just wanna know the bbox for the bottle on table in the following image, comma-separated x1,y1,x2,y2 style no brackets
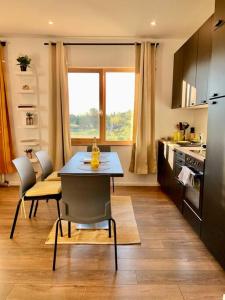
91,137,100,169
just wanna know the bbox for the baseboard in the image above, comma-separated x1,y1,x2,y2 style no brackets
115,181,159,187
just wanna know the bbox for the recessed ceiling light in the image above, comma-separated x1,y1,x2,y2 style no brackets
48,20,54,25
150,20,156,26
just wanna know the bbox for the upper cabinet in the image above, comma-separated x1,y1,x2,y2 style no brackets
171,16,213,109
182,32,198,107
172,47,184,108
196,16,213,105
208,0,225,99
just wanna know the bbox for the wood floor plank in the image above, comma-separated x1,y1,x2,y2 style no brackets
0,186,224,300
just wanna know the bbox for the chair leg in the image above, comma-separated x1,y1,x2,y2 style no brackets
68,221,71,238
29,200,35,219
111,218,118,271
10,199,22,239
56,200,63,237
46,199,49,203
53,218,60,271
33,200,39,217
108,219,111,238
112,177,115,193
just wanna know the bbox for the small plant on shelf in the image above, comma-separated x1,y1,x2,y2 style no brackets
16,55,31,71
26,112,34,126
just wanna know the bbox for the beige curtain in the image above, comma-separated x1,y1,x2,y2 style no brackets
129,42,157,174
0,44,14,174
49,42,72,170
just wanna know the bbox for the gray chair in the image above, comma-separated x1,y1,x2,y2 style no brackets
35,150,60,181
53,175,118,271
32,150,60,217
10,156,62,239
87,145,115,192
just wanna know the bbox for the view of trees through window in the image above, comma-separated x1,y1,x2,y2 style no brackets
68,69,135,143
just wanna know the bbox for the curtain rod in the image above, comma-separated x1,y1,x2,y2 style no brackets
0,41,6,46
44,42,159,46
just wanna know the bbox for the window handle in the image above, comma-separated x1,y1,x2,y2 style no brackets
99,110,103,116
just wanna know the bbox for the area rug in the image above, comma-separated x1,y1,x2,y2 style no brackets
45,196,141,245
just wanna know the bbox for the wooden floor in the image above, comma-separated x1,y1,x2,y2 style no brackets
0,186,225,299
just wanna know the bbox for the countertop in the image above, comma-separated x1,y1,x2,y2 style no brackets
160,140,205,162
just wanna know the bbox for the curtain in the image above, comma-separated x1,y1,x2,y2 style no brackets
0,44,14,175
129,42,157,175
49,42,72,170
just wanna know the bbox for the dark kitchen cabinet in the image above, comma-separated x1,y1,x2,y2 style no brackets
208,21,225,99
196,16,213,105
157,141,183,212
202,98,225,269
171,16,213,108
182,32,198,107
214,0,225,26
172,47,184,108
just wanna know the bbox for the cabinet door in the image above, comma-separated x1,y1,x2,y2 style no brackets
182,33,198,107
214,0,225,27
171,47,184,109
208,24,225,99
196,16,213,105
202,98,225,269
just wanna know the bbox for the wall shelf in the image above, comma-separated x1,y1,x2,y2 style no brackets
18,90,34,94
19,125,38,129
16,71,33,76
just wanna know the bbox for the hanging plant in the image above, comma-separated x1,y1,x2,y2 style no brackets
17,55,31,71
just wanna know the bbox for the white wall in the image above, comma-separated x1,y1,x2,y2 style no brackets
3,37,203,186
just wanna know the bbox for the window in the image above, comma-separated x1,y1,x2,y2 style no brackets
68,68,135,145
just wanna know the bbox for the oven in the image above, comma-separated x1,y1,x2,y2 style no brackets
174,150,205,235
182,154,205,235
184,154,204,218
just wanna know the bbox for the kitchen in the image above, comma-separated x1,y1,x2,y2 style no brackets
158,0,225,270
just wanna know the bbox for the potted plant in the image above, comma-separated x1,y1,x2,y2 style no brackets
17,55,31,71
26,112,34,125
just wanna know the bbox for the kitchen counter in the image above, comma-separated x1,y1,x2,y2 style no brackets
160,140,205,162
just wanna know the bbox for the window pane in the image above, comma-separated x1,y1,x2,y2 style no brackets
68,72,100,139
105,72,135,141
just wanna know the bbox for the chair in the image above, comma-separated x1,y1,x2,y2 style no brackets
10,156,62,239
35,150,60,181
87,145,115,192
53,175,117,271
32,150,60,217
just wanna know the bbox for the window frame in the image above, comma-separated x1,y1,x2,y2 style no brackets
68,67,135,146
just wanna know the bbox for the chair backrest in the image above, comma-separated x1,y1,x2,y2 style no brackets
61,175,111,224
35,150,53,180
12,156,36,198
87,145,111,152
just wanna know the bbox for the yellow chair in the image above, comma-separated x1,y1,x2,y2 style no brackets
10,156,62,239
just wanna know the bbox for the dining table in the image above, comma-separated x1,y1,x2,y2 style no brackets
58,151,124,230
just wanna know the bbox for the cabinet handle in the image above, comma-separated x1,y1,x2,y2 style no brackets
214,19,225,30
212,93,218,97
201,100,207,103
211,101,217,105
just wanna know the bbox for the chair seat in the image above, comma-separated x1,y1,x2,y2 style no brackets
45,171,61,181
25,181,61,197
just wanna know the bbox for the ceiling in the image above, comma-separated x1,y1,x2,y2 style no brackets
0,0,215,38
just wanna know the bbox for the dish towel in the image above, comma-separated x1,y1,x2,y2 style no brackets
178,166,195,186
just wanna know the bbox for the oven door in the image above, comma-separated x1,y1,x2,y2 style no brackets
184,169,203,216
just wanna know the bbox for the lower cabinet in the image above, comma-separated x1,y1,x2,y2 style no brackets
157,141,184,212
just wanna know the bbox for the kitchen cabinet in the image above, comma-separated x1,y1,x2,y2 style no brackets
202,98,225,269
182,32,198,107
196,16,213,105
214,0,225,27
172,47,184,108
171,16,213,108
157,141,183,211
208,22,225,98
